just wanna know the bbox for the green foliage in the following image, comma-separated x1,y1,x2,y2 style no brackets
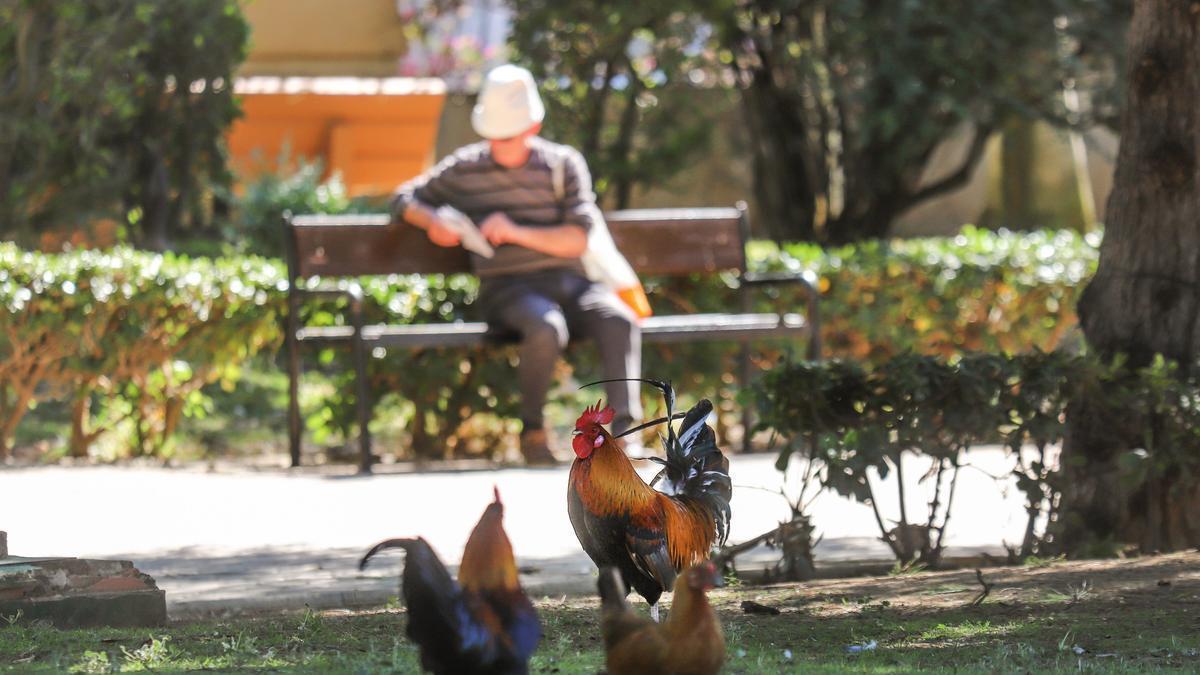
754,349,1200,564
224,158,352,257
723,0,1127,240
508,1,726,208
501,0,1127,240
0,244,284,458
299,273,524,459
2,226,1094,461
0,0,248,247
292,225,1096,461
188,155,388,258
692,226,1097,362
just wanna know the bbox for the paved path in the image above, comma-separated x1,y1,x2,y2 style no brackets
1,448,1039,618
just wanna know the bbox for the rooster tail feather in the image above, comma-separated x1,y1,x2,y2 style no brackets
359,538,421,570
582,377,677,437
660,397,732,547
360,537,463,622
613,412,686,439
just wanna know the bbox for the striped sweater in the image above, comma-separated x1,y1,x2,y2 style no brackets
390,137,599,277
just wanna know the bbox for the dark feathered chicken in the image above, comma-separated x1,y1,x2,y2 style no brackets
568,378,732,621
359,488,541,674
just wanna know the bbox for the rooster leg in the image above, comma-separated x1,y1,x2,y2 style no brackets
650,603,660,623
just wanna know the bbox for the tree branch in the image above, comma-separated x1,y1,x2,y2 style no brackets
969,568,993,606
866,474,904,560
898,124,994,213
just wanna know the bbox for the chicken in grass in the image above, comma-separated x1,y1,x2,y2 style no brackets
568,378,732,621
598,561,727,675
359,488,541,675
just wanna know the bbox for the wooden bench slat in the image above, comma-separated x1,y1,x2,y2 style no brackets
642,313,807,343
296,313,808,349
288,207,749,278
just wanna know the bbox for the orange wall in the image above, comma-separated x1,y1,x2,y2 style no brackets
229,77,446,197
231,1,444,196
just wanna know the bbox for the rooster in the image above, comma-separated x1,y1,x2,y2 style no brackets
599,561,726,675
568,378,732,621
359,488,541,675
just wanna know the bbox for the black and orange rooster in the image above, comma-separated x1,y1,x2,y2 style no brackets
599,561,726,675
359,488,541,675
568,378,732,621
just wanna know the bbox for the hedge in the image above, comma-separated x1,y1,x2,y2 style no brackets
0,244,283,458
0,226,1098,460
752,351,1200,566
757,226,1099,360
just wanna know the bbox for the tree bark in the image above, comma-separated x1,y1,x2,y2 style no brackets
740,70,817,241
1056,0,1200,554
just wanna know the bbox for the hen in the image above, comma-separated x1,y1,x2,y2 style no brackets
599,561,726,675
359,488,541,674
568,378,732,621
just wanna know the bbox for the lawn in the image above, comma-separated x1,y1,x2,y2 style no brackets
2,552,1198,673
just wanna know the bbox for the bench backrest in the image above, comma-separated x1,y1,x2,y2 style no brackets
285,206,749,280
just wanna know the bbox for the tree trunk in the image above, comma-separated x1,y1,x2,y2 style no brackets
740,70,817,241
1056,0,1200,555
1001,116,1040,230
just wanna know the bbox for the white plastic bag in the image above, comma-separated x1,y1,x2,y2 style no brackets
550,151,652,318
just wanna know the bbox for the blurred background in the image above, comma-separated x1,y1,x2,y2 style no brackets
0,1,1126,469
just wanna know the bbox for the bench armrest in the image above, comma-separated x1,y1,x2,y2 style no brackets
737,271,821,360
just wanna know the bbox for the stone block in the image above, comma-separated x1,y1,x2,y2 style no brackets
0,553,166,628
0,590,167,629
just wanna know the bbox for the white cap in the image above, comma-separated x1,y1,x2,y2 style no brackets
471,65,545,140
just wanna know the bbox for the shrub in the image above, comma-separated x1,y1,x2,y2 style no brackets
2,226,1097,461
217,156,389,258
758,226,1100,361
753,350,1200,564
0,244,284,458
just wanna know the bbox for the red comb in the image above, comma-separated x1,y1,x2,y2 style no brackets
575,399,615,430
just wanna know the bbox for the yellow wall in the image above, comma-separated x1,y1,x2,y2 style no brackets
239,0,409,77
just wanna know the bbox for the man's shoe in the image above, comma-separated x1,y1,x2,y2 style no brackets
519,429,562,466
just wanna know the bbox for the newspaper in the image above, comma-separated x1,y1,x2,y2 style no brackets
435,205,495,258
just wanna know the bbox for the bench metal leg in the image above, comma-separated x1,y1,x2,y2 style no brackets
739,286,754,454
286,298,302,468
350,297,373,474
740,343,753,453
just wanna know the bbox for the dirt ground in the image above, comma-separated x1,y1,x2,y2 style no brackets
737,550,1200,615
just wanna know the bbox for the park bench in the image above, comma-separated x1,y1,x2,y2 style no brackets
283,204,820,473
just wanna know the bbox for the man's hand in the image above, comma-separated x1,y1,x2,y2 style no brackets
480,212,523,247
426,219,462,247
403,201,461,247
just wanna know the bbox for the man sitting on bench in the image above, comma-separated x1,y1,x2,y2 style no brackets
390,64,642,466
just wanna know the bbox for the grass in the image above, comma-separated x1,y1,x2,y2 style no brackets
3,553,1200,673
